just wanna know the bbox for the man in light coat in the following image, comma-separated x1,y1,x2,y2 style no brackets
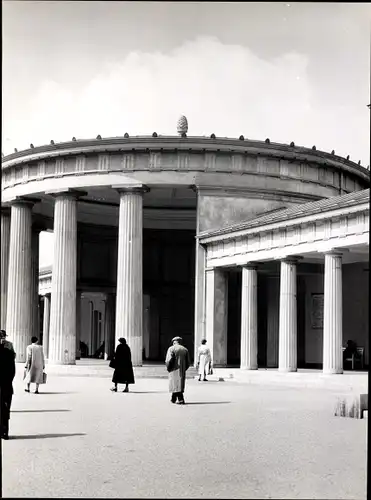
165,336,191,405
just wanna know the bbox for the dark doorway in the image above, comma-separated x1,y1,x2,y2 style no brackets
227,269,241,366
143,229,195,362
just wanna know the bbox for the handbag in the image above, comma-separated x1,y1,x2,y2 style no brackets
166,352,176,373
109,358,116,369
208,365,213,375
42,372,47,384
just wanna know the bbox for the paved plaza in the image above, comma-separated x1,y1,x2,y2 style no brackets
2,372,367,499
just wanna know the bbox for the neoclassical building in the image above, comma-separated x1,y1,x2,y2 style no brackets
1,122,369,374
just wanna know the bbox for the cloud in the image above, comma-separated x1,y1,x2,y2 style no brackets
3,36,369,265
3,36,369,163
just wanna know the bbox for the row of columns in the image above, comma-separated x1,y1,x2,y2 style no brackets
205,253,343,374
1,186,147,365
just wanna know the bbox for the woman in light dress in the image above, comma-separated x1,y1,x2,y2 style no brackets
24,337,45,394
197,339,212,382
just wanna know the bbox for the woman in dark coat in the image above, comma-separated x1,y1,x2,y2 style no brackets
110,338,135,392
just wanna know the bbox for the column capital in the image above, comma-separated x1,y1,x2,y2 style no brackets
113,184,149,195
241,263,258,271
6,196,41,208
46,188,87,199
278,255,303,264
323,249,346,257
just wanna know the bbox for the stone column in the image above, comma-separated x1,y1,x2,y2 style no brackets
48,192,79,364
266,277,279,368
42,293,51,359
31,226,41,338
194,242,207,366
1,208,11,330
278,258,299,372
205,268,228,366
115,187,146,366
104,293,116,360
76,290,81,360
240,265,258,370
323,251,343,374
6,199,35,362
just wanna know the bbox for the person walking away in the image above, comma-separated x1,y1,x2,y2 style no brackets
165,336,191,405
24,336,45,394
109,338,135,392
0,330,16,440
197,339,212,381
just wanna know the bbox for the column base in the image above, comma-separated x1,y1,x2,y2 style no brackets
278,367,298,373
240,366,258,371
323,368,343,375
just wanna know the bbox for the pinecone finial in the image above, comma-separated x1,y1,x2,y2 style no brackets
177,115,188,136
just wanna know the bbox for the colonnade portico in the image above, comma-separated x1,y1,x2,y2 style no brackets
200,190,369,375
1,134,369,370
2,185,149,365
204,253,346,374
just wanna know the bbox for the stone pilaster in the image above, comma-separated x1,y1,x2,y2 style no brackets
205,268,228,366
31,226,41,338
194,242,206,366
323,252,343,374
1,208,11,330
266,277,279,368
278,258,299,372
115,187,147,366
6,200,35,362
240,265,258,370
76,291,81,360
104,293,116,360
48,193,79,364
42,293,51,359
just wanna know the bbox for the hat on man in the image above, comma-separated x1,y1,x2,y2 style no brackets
0,330,7,338
171,336,182,343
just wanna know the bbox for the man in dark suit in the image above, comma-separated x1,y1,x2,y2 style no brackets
0,329,16,440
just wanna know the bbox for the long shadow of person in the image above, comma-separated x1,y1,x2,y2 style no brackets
11,409,71,413
9,433,86,440
180,401,231,405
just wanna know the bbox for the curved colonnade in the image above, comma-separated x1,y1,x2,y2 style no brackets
1,135,369,365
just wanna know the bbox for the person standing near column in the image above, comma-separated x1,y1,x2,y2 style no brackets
109,338,135,392
0,329,16,440
197,339,212,381
165,337,191,404
24,336,45,394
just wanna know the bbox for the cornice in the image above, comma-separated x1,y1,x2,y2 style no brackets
2,135,369,181
199,203,369,244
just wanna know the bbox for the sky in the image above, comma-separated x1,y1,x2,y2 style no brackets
2,1,371,265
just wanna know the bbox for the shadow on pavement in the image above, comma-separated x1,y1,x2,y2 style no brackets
185,401,231,405
29,392,78,395
9,433,86,440
11,409,71,413
125,391,168,394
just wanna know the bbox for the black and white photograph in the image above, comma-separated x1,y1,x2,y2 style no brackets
1,1,369,498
